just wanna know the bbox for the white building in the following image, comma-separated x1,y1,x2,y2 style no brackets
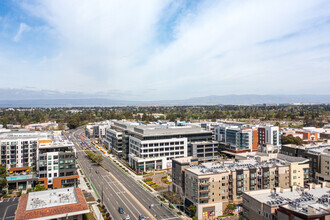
128,125,212,172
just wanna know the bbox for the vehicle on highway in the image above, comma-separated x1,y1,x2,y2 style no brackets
138,215,146,220
118,206,124,214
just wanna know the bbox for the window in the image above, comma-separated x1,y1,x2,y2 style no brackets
48,173,52,177
48,167,52,171
293,170,297,173
48,156,51,160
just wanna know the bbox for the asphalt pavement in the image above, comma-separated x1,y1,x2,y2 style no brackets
69,129,180,220
0,197,19,220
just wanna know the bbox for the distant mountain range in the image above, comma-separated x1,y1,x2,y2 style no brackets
0,95,329,107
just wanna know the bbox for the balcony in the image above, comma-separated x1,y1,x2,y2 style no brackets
199,189,210,193
199,196,210,200
199,182,210,186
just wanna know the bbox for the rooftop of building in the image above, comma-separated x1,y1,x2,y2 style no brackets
244,183,330,216
172,157,198,164
133,124,211,136
185,153,308,175
15,187,89,220
283,144,330,156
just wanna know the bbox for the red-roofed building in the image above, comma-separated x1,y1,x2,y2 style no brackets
15,187,89,220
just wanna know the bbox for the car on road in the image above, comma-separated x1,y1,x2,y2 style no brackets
118,206,124,214
138,215,146,220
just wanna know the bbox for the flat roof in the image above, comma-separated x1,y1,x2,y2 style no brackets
186,154,308,175
15,187,89,220
245,186,330,216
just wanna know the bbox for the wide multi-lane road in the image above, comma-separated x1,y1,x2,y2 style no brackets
69,128,180,220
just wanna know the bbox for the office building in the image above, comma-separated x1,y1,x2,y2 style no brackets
216,125,258,153
188,141,219,162
128,124,212,172
104,121,141,159
242,182,330,220
15,187,89,220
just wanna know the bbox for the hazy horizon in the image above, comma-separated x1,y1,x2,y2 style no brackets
1,1,330,100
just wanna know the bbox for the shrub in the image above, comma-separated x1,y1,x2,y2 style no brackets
169,204,174,209
177,212,182,215
166,181,172,184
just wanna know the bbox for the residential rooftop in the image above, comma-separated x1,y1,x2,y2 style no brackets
186,153,309,175
245,183,330,217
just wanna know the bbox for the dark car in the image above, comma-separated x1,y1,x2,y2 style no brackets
118,206,124,214
138,215,146,220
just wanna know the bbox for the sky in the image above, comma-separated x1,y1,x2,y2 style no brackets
0,0,330,101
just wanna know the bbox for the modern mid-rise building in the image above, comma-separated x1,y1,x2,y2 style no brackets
37,137,78,189
0,130,48,170
242,182,330,220
0,130,78,190
281,144,330,183
128,124,212,172
173,153,309,219
216,125,258,153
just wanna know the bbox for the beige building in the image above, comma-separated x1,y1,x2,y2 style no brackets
242,182,330,220
176,153,309,220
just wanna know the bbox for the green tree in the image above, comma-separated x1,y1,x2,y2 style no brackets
68,118,79,129
0,165,7,194
34,183,47,191
188,204,197,217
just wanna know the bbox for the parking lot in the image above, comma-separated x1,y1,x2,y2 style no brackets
0,197,19,220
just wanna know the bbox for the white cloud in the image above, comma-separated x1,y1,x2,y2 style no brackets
13,23,31,42
1,0,329,100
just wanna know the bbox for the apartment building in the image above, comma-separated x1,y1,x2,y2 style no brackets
37,138,78,189
257,125,280,146
0,130,78,190
281,144,330,183
242,182,330,220
172,157,199,195
128,124,212,172
175,153,309,219
0,130,49,169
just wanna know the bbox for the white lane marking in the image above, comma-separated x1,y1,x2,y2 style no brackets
102,175,140,219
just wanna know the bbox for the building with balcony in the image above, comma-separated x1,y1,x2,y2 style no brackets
0,130,50,169
281,144,330,183
242,182,330,220
176,153,309,219
37,136,78,189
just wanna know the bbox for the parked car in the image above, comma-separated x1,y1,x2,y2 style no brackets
138,215,146,220
118,206,124,214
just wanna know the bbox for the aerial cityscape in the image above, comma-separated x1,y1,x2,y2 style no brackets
0,1,330,220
